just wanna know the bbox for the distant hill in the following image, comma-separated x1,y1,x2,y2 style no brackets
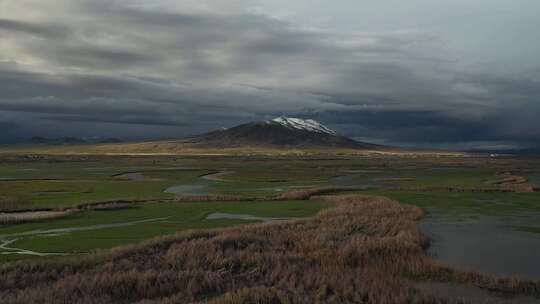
97,138,123,144
28,136,86,145
63,137,86,144
28,136,55,144
184,117,382,149
6,117,465,156
27,137,122,145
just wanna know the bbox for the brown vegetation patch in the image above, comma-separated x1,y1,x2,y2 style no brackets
486,175,527,186
396,184,536,193
374,177,416,182
0,195,538,303
173,195,255,202
0,210,75,225
68,199,160,211
73,200,139,211
484,172,535,193
0,200,143,225
276,186,359,200
396,186,515,193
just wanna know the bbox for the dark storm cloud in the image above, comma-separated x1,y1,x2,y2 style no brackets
313,107,540,151
48,47,157,69
316,110,493,142
41,115,188,127
0,0,538,150
0,18,69,39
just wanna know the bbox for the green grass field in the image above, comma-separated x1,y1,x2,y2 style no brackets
1,155,539,263
361,190,540,217
1,200,328,257
0,158,504,208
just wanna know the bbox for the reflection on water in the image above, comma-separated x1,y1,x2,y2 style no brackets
164,185,207,195
421,213,540,280
528,174,540,188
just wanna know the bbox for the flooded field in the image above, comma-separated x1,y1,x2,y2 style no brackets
164,184,207,195
529,174,540,188
421,212,540,280
0,154,539,302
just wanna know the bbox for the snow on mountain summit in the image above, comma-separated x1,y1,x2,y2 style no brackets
270,117,337,135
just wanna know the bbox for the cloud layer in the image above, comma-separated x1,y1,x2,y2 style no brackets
0,0,538,150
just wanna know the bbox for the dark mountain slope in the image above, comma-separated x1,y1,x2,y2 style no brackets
184,117,382,149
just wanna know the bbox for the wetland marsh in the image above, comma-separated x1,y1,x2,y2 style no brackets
0,154,539,302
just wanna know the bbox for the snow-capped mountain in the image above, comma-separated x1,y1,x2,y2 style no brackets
185,117,382,149
270,117,337,135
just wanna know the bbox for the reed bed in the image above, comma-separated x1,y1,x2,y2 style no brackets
74,200,137,211
0,210,75,225
395,186,534,193
173,195,255,202
276,186,358,200
0,194,538,303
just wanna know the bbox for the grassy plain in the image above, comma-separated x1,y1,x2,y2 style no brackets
362,190,540,217
3,200,328,254
0,152,539,302
1,153,540,300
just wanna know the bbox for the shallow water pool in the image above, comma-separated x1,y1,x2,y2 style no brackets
421,213,540,280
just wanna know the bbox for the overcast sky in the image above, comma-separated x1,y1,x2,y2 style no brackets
1,0,539,150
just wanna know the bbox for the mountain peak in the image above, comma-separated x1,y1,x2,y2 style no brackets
185,116,381,149
269,117,337,135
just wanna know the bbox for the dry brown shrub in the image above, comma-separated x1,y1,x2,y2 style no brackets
276,186,358,200
397,186,517,193
484,173,535,193
75,200,136,211
0,210,75,225
173,195,254,202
